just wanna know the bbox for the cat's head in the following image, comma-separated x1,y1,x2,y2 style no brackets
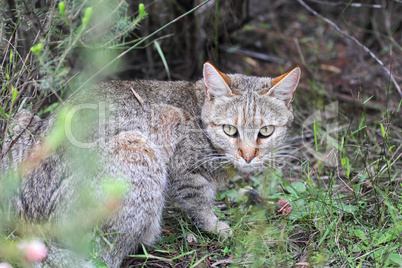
201,62,300,173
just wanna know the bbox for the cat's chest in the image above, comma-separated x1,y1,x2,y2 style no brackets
167,135,230,183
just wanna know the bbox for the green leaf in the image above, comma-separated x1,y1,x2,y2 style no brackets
371,248,387,259
286,181,306,197
362,95,373,104
11,85,18,102
218,188,239,202
30,42,42,55
18,98,28,112
389,253,402,265
342,204,358,213
138,3,148,17
58,2,66,18
380,123,386,138
0,106,8,119
375,231,393,246
293,181,307,192
349,244,363,253
82,7,93,26
154,40,171,80
38,102,59,116
313,119,318,153
354,229,367,240
341,157,350,178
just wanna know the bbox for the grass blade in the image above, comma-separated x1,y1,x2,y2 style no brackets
154,40,171,80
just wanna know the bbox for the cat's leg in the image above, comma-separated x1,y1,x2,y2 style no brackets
169,173,232,235
100,132,167,268
100,105,190,266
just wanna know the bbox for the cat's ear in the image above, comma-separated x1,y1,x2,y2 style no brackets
203,62,232,100
267,66,301,106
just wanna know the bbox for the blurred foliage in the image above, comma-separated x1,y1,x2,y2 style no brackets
0,0,149,266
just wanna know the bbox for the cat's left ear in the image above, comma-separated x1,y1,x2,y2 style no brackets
203,62,232,100
267,66,301,106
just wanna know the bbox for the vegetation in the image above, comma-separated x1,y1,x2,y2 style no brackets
1,0,401,267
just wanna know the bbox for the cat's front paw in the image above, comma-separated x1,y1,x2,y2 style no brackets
215,221,232,237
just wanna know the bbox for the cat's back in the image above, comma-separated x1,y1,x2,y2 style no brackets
81,79,205,114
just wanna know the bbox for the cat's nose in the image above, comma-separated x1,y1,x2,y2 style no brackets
239,147,257,164
243,154,255,164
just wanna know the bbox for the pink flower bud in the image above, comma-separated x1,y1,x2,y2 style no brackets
0,263,13,268
278,198,287,205
19,240,48,262
283,206,292,214
277,198,292,215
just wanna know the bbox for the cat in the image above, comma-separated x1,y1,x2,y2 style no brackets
0,62,300,267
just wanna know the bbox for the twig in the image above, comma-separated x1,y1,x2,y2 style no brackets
354,246,386,261
294,38,306,65
130,87,144,106
297,0,402,98
309,0,384,8
211,259,235,266
226,47,285,64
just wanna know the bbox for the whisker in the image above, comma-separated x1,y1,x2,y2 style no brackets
274,154,301,161
187,154,230,174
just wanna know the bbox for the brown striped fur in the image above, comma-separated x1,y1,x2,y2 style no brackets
1,62,300,267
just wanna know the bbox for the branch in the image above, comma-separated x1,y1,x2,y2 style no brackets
297,0,402,98
308,0,384,8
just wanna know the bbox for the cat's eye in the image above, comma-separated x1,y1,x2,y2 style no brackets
259,125,275,138
223,124,238,137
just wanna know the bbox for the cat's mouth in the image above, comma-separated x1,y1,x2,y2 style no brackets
233,158,265,174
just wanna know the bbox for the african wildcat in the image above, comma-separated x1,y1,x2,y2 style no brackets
1,62,300,267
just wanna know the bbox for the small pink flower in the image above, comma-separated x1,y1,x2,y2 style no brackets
283,206,292,214
278,198,287,205
277,198,292,215
0,263,13,268
19,240,48,262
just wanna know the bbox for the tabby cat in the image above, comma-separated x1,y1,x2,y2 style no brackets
1,62,300,267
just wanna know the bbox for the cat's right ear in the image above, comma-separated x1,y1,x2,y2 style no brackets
203,62,232,100
267,66,301,107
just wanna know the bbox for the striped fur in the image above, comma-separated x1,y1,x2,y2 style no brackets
1,63,300,267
